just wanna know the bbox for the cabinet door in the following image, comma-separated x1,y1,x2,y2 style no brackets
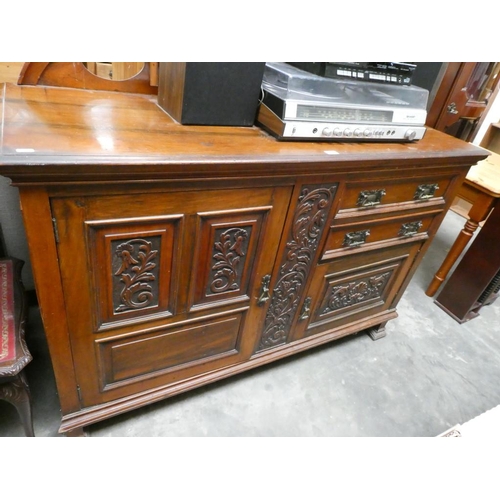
51,185,291,407
291,242,422,341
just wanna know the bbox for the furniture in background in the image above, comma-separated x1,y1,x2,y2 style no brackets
426,62,500,143
480,122,500,154
425,152,500,296
0,256,34,436
435,201,500,322
0,82,487,436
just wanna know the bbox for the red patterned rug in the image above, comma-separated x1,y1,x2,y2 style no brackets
0,260,16,363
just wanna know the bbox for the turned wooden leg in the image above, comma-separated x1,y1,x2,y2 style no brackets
426,193,495,297
0,372,34,437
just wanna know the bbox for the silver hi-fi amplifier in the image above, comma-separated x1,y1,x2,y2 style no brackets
256,62,428,142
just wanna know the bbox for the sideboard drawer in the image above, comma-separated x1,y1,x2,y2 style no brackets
338,175,452,213
322,212,434,260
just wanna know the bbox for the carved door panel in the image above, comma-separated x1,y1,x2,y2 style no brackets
254,182,339,353
291,242,422,341
51,184,291,407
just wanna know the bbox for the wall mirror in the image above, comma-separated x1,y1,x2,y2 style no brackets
84,62,145,81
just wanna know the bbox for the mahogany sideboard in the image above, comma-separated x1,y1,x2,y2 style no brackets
0,83,488,436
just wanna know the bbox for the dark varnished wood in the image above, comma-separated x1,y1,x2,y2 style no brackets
0,83,489,435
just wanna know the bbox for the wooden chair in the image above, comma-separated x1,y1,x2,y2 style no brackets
0,256,34,437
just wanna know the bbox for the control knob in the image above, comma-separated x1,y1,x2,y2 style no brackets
322,127,332,136
405,129,417,140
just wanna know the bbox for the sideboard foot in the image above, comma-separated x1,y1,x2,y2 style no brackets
65,427,88,437
366,323,387,341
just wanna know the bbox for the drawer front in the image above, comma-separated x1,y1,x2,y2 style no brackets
323,212,435,259
338,175,452,213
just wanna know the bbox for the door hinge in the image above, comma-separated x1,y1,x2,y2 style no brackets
76,385,83,404
51,217,60,244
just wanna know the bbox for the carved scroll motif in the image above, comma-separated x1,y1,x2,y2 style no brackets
209,228,249,295
113,238,159,313
257,185,337,351
321,272,391,315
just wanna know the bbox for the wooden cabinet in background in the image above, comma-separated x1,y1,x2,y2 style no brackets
427,62,500,142
0,83,488,435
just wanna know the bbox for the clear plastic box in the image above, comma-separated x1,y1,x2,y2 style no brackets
263,62,429,112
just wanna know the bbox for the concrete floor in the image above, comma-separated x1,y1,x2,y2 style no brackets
1,209,499,437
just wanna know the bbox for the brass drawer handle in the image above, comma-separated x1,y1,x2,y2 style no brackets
343,229,370,247
299,297,312,321
257,274,271,306
399,221,423,237
414,184,439,200
357,189,386,207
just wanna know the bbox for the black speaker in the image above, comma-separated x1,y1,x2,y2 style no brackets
158,62,265,126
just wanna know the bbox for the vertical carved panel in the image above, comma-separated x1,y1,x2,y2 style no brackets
208,227,251,296
112,237,161,313
257,184,337,351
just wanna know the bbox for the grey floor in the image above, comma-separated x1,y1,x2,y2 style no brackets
1,209,499,437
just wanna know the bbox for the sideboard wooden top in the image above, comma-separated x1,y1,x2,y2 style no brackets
0,82,488,183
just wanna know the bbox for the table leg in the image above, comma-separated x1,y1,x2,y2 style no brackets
0,372,34,437
425,193,496,297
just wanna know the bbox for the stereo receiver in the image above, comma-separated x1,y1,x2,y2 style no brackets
256,62,429,142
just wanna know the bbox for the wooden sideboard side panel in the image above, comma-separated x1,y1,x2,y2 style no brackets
18,188,81,413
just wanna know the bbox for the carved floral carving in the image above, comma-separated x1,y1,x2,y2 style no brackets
113,238,159,312
321,272,391,315
210,228,249,294
257,185,336,351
